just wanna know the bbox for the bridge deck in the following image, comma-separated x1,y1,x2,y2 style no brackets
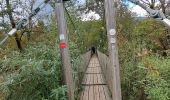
80,55,112,100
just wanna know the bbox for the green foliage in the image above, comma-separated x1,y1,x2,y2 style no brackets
0,15,85,100
72,20,107,53
118,5,170,100
51,85,68,100
132,19,167,51
0,17,60,100
0,39,64,100
142,56,170,100
145,77,170,100
66,9,107,53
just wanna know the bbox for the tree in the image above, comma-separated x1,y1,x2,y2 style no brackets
0,0,54,49
72,0,105,18
140,0,170,15
5,0,22,50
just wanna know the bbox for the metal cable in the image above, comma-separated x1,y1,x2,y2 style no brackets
64,5,80,37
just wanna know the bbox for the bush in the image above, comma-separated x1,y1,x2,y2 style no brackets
0,40,65,100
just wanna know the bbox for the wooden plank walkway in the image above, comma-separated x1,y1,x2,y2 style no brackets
80,55,112,100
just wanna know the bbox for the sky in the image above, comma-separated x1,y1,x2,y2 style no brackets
0,0,148,27
80,0,148,21
127,1,148,17
81,11,101,21
34,0,148,18
33,0,53,26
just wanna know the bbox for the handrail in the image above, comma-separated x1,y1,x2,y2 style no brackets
97,50,114,96
77,51,92,88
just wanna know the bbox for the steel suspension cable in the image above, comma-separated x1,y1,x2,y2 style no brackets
64,5,80,37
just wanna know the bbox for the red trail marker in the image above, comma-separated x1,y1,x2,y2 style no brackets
59,42,67,49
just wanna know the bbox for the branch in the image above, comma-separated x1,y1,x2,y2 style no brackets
140,0,151,6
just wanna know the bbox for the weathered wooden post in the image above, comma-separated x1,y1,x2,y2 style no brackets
55,0,74,100
104,0,122,100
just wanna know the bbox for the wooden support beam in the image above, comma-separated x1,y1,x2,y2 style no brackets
104,0,122,100
55,0,74,100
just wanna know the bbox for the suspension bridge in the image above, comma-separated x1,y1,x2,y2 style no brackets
0,0,170,100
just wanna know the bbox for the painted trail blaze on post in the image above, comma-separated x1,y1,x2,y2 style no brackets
59,42,67,49
59,34,67,49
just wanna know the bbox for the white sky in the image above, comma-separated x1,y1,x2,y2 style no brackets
81,3,148,21
0,0,148,24
80,0,149,21
81,10,101,21
130,5,148,17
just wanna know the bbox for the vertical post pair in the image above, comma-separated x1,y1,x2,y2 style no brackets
55,0,122,100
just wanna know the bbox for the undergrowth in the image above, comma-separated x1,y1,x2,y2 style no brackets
0,18,81,100
0,36,67,100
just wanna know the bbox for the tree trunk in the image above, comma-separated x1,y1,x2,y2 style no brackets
27,0,34,41
160,0,166,14
5,0,22,50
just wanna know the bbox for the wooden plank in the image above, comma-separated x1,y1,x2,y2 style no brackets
100,74,106,84
94,85,100,100
88,86,94,100
81,85,111,100
82,74,87,85
80,87,84,100
98,74,106,85
88,66,100,68
94,73,97,85
103,85,112,100
98,86,106,100
91,74,94,85
80,86,89,100
98,74,101,85
85,86,89,100
89,74,92,85
80,87,85,100
82,74,106,85
86,74,90,84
